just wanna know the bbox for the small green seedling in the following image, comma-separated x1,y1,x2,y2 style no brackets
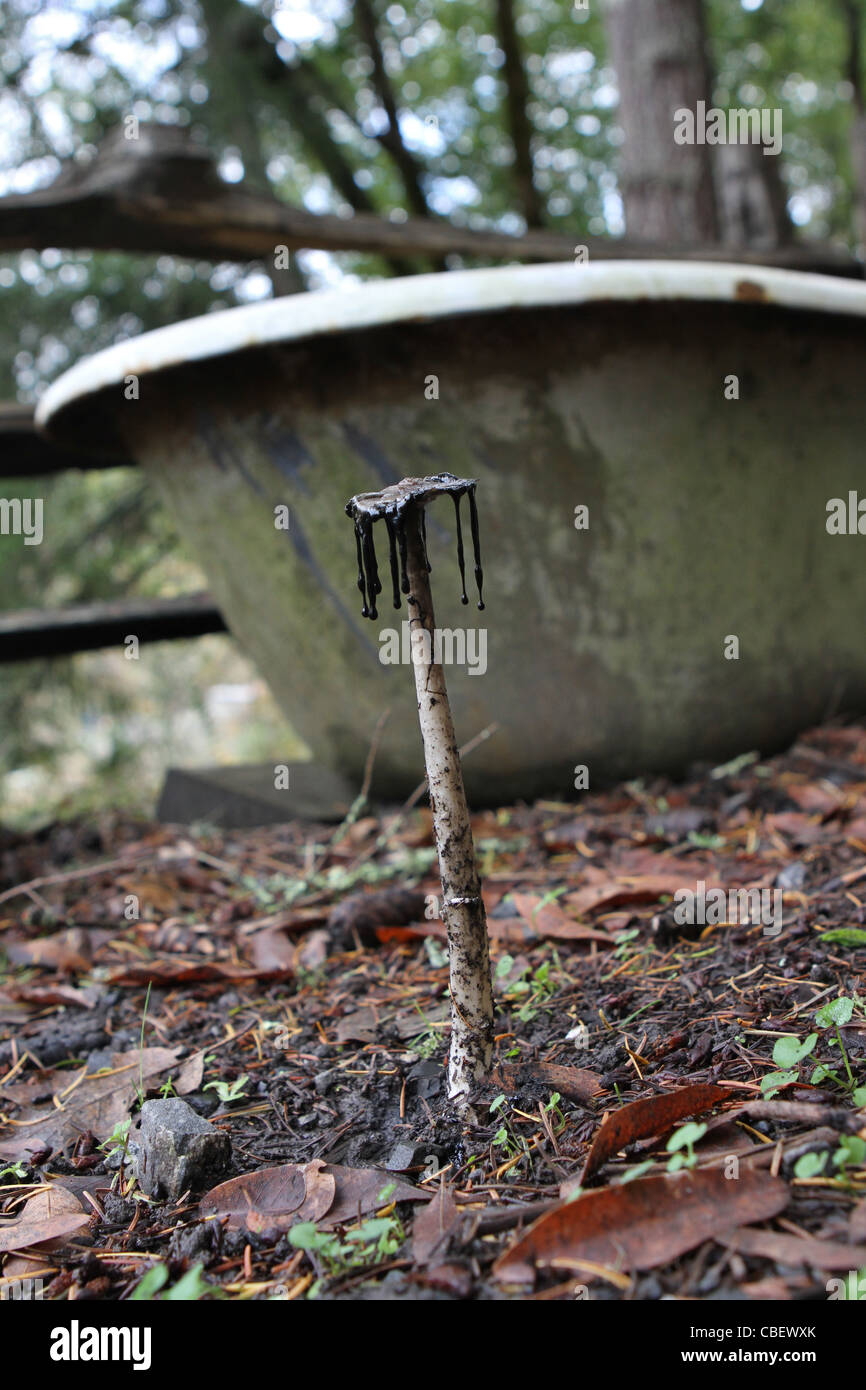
489,1093,525,1163
494,952,561,1022
613,928,641,959
131,1262,225,1301
818,928,866,949
203,1076,249,1105
793,1151,828,1181
0,1162,28,1180
543,1091,566,1129
793,1134,866,1185
619,1160,656,1184
288,1184,405,1289
761,997,864,1098
812,997,857,1090
833,1134,866,1173
424,937,448,970
761,1031,818,1098
136,982,152,1106
665,1122,707,1172
99,1117,132,1160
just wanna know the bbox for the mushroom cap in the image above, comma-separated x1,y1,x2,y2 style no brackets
345,471,477,522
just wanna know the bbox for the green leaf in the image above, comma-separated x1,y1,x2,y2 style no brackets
130,1265,169,1301
423,938,447,969
289,1222,325,1251
816,997,855,1028
794,1151,828,1180
0,1162,28,1179
853,1086,866,1108
760,1068,799,1097
834,1136,866,1170
344,1218,394,1243
818,929,866,948
772,1033,817,1068
666,1122,707,1152
162,1263,223,1301
618,1161,654,1184
99,1117,131,1153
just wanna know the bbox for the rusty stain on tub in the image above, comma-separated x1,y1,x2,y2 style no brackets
735,279,769,303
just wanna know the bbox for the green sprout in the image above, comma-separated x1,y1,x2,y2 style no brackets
203,1076,250,1105
665,1122,707,1172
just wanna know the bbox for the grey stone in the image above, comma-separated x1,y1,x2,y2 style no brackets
408,1059,443,1100
385,1141,424,1172
157,762,357,828
776,860,807,891
128,1098,231,1199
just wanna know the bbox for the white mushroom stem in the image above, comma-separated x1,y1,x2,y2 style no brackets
403,504,494,1104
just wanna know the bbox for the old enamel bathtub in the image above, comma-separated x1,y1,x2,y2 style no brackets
36,261,866,800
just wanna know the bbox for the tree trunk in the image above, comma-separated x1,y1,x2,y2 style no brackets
602,0,720,243
495,0,544,227
715,142,792,248
842,0,866,250
198,0,305,294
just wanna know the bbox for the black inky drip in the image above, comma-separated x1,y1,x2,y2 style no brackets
384,516,401,610
453,493,468,606
396,517,410,596
353,516,382,620
353,523,368,616
467,485,484,611
346,474,485,620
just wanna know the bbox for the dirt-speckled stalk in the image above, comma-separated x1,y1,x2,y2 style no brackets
403,504,494,1103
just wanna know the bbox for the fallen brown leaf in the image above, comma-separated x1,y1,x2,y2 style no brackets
200,1160,328,1232
493,1168,789,1285
0,1186,91,1253
0,1047,181,1160
510,893,616,944
411,1183,460,1264
5,927,104,974
579,1082,730,1183
319,1166,430,1229
200,1161,428,1235
104,960,283,986
719,1226,866,1270
245,924,296,973
1,983,100,1010
495,1060,602,1105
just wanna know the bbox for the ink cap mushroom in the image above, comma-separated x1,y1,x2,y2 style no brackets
345,473,494,1105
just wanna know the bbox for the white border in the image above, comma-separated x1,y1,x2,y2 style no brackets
36,259,866,434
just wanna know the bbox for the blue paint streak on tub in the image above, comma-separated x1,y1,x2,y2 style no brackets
264,425,316,497
198,411,268,498
277,517,379,663
343,422,449,543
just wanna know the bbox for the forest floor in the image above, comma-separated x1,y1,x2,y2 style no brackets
1,722,865,1303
